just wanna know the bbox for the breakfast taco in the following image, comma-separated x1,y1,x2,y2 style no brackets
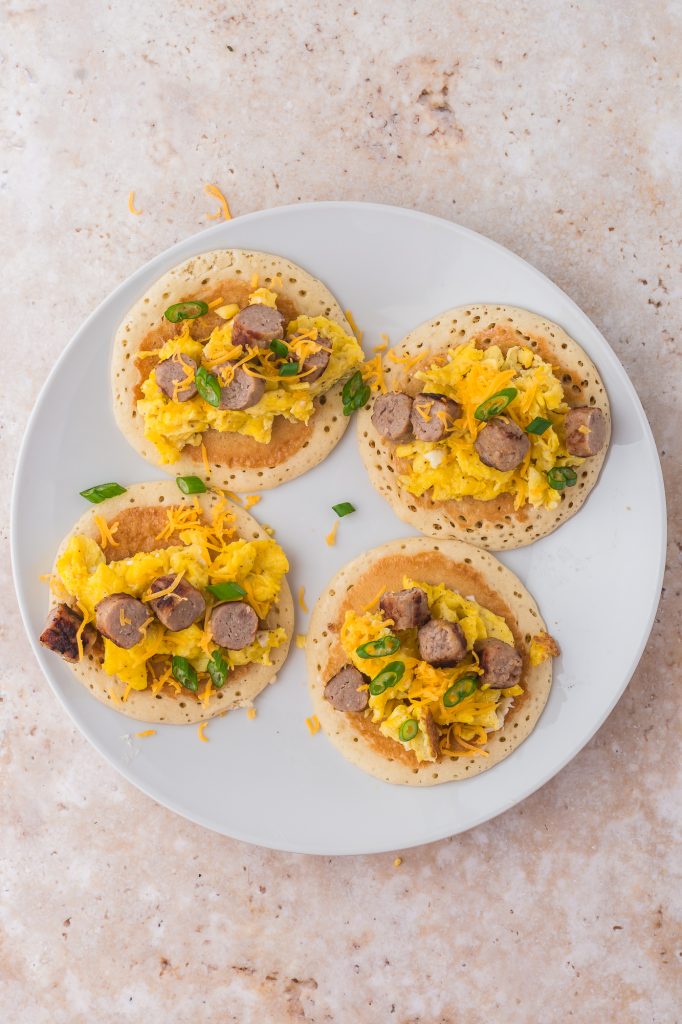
358,305,610,549
306,537,557,786
39,481,294,723
112,249,365,491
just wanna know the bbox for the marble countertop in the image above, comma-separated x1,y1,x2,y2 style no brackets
2,2,679,1021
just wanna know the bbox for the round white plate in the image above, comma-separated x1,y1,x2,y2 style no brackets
12,203,665,855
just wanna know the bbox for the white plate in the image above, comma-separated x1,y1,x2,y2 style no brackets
11,202,665,855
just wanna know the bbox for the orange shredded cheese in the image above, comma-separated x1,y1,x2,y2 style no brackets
362,586,386,611
204,183,232,221
200,442,211,477
250,273,259,289
108,688,122,706
142,570,184,602
94,515,119,548
246,707,257,720
393,857,403,868
243,495,261,510
223,490,244,506
325,521,338,546
344,309,363,344
373,341,388,353
361,354,387,394
208,296,224,309
127,191,143,215
295,634,307,649
199,680,213,707
135,729,156,738
305,715,321,736
122,684,133,703
298,586,308,613
198,721,209,742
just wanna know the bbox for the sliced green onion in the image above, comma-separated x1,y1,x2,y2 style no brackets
280,361,300,377
207,581,246,601
443,673,478,708
474,387,518,421
171,655,198,692
525,416,552,435
164,300,209,324
207,650,229,688
369,661,405,695
332,502,356,517
176,475,207,495
270,338,289,359
356,635,400,659
79,482,127,504
343,385,371,416
547,466,578,491
342,371,365,405
195,366,222,407
399,719,419,742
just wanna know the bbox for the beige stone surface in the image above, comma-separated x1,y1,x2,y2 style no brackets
1,1,680,1021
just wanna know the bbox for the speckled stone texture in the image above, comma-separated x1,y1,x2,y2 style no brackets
1,1,680,1021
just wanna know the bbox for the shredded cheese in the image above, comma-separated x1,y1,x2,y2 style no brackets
243,495,261,510
122,684,133,703
344,309,363,344
198,721,209,742
298,586,308,613
142,570,184,602
204,183,232,221
373,341,388,353
361,586,386,612
200,442,211,477
135,729,156,738
94,515,119,548
127,191,143,216
295,634,307,649
208,296,225,309
199,680,213,707
305,715,321,736
393,857,403,868
250,273,259,289
361,354,387,394
246,707,257,720
325,521,338,546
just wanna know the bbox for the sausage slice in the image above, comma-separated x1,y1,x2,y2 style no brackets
324,665,369,712
155,355,198,401
565,406,607,457
380,587,431,630
476,638,522,689
148,576,206,632
300,345,330,383
411,393,462,442
231,304,285,350
418,618,467,667
474,417,530,471
209,601,258,650
371,392,414,441
95,594,149,649
214,362,265,411
39,603,97,663
423,710,441,760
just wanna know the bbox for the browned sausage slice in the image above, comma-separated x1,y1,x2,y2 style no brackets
209,601,258,650
565,406,607,457
323,665,369,712
232,304,285,350
39,603,97,663
155,355,198,401
474,417,530,471
148,576,206,632
371,392,414,441
95,594,149,649
423,710,441,760
380,587,431,630
300,346,330,383
418,618,467,667
411,393,462,442
214,362,265,410
476,638,523,689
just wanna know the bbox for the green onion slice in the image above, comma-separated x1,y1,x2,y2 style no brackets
356,635,401,659
443,673,478,708
474,387,518,421
343,385,371,416
207,581,246,601
399,719,419,742
280,361,300,377
342,371,365,405
547,466,578,490
171,655,198,692
195,366,222,407
332,502,356,517
207,650,229,688
176,475,207,495
369,661,405,696
525,416,552,435
270,338,289,359
164,300,209,324
79,482,127,504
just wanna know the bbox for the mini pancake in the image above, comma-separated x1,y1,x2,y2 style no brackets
357,305,611,549
112,249,360,491
45,481,294,724
306,537,552,786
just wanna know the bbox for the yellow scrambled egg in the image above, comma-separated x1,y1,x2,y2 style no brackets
55,500,288,693
395,341,583,510
339,578,524,763
138,290,364,463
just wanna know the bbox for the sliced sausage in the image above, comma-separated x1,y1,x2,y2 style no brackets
214,362,265,411
209,601,258,650
474,417,530,471
380,587,431,630
148,576,206,632
95,594,149,649
411,393,462,442
423,710,441,760
565,406,607,457
231,304,285,350
476,638,523,689
39,603,97,663
155,355,198,401
300,345,330,383
371,392,414,442
324,665,369,712
418,618,467,667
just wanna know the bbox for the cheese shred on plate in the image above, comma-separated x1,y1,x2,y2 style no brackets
395,341,584,510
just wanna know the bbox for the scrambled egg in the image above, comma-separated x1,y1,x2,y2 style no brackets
339,578,524,762
55,501,289,693
137,291,364,463
395,341,583,510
